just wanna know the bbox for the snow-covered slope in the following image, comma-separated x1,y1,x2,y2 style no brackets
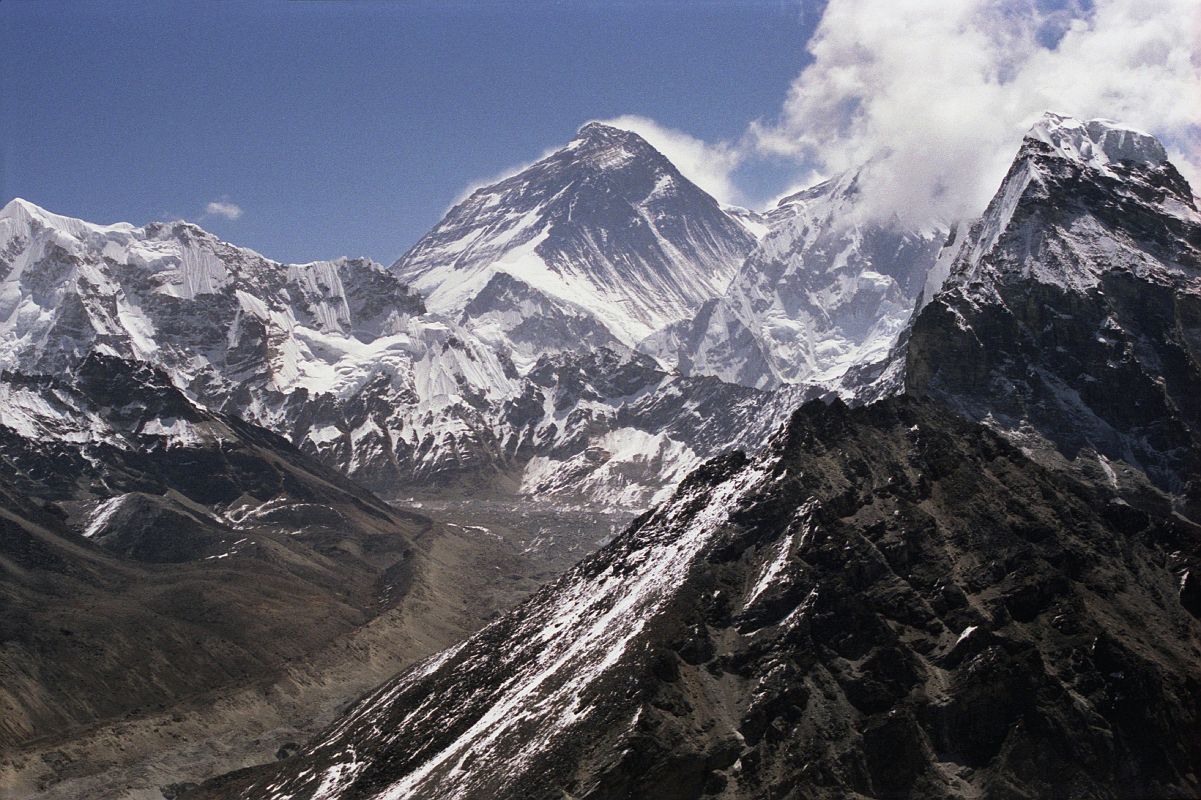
392,123,757,361
0,197,426,388
905,112,1201,490
641,171,944,391
0,198,532,488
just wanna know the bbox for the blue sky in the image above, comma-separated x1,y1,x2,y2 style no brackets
1,1,819,264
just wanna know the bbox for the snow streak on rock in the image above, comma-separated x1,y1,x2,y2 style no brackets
247,449,770,799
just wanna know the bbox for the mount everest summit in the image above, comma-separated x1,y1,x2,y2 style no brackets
393,122,757,359
4,112,1201,799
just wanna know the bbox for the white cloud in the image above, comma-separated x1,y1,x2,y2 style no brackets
204,199,243,221
448,7,1197,228
596,115,746,206
750,0,1201,225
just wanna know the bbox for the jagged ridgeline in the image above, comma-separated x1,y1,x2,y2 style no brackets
189,114,1201,799
0,121,950,514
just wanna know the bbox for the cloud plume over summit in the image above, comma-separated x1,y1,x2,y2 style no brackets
749,0,1201,224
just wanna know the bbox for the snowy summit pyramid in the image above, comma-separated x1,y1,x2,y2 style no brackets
392,122,757,362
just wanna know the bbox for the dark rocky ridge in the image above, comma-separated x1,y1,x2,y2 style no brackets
195,398,1201,799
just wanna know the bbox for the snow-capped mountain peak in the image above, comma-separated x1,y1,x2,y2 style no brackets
568,120,659,165
905,112,1201,490
392,123,756,359
2,196,137,237
0,202,438,413
925,112,1199,303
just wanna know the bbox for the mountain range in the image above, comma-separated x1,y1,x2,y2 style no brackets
3,111,1200,799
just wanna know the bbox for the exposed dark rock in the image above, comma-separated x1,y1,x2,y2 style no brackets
196,398,1201,800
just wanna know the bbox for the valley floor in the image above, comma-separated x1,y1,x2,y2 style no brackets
0,495,617,800
397,494,637,576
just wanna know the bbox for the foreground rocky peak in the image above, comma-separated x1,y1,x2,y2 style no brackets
392,123,756,356
177,110,1201,800
922,112,1197,300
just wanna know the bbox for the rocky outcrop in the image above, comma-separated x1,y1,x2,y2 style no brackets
0,353,519,752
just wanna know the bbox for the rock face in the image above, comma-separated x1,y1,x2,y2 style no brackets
500,348,792,509
393,122,757,358
642,170,944,390
204,398,1201,800
904,113,1201,491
